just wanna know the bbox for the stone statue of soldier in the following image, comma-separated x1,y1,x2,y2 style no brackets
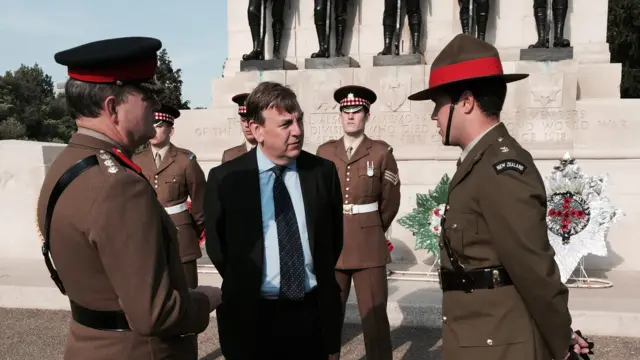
458,0,490,41
378,0,423,55
311,0,350,58
529,0,571,48
243,0,286,61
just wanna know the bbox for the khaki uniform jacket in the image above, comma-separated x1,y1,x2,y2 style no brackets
220,143,247,163
440,123,572,360
317,136,401,269
36,133,210,360
133,144,206,263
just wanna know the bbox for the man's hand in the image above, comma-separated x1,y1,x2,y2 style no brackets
563,331,594,359
194,285,222,312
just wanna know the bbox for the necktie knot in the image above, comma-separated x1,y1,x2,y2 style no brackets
271,165,286,178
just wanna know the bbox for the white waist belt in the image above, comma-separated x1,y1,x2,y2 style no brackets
165,202,189,215
343,202,378,215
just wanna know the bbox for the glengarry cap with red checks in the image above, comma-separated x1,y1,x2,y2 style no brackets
154,104,180,126
54,36,164,93
231,93,250,117
333,85,377,113
408,33,529,101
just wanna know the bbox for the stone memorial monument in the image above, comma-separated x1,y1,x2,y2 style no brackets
305,0,356,69
520,0,573,61
240,0,297,71
458,0,490,41
168,0,640,273
373,0,425,66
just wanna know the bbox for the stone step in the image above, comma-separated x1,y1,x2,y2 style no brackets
2,258,639,337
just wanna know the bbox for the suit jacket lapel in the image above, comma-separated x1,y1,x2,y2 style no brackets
241,148,264,268
156,144,176,174
296,152,317,256
136,148,155,173
347,136,372,165
333,136,350,164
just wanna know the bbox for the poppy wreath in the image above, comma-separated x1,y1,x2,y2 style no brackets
544,153,624,283
397,173,450,260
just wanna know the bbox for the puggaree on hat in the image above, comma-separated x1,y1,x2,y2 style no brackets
54,36,163,93
333,85,377,114
408,34,529,101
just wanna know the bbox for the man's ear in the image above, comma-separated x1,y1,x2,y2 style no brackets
169,126,175,137
249,120,264,143
460,90,475,115
104,96,119,124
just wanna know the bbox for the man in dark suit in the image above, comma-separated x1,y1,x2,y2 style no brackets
204,81,344,360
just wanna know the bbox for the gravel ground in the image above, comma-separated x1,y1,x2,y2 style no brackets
1,307,636,360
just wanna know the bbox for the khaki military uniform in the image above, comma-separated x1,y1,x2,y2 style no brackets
221,141,253,163
440,123,572,360
37,131,210,360
316,135,401,360
133,143,206,289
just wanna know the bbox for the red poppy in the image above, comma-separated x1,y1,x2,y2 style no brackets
386,239,394,252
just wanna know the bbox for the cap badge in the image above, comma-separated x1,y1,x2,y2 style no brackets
347,93,355,100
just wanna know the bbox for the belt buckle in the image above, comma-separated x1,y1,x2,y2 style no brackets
491,269,501,289
343,204,353,215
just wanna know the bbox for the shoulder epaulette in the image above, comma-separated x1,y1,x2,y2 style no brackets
490,137,527,175
98,150,124,175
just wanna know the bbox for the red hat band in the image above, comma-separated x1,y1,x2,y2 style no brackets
155,112,175,123
68,56,157,83
429,57,504,88
238,106,247,114
340,97,370,108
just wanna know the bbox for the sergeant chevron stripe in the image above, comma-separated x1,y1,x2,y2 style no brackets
384,170,399,185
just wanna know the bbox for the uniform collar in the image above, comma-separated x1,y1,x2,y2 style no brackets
256,145,297,174
343,134,365,152
73,127,130,157
460,122,500,162
245,141,256,152
151,143,171,159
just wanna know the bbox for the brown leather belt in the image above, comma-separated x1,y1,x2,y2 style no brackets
439,266,513,292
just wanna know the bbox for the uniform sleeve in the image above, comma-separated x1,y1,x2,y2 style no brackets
379,148,401,232
328,161,344,265
204,168,227,276
480,155,572,360
185,154,206,234
89,174,210,337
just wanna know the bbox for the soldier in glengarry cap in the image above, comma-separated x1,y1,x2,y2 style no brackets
221,92,258,163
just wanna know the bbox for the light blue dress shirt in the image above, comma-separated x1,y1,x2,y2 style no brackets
256,146,317,298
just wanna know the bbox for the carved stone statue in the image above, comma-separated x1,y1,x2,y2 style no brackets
378,0,423,56
242,0,286,61
311,0,349,58
458,0,490,41
529,0,571,48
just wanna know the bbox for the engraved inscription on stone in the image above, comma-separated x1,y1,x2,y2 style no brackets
528,73,564,108
502,109,587,144
193,118,238,138
380,75,411,112
305,112,440,148
305,74,344,114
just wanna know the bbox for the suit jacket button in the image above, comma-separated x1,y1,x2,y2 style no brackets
442,316,447,322
452,224,457,228
487,339,493,346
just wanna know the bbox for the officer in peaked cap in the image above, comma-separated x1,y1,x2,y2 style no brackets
407,34,593,360
133,104,207,291
221,92,258,163
317,85,400,360
37,37,220,360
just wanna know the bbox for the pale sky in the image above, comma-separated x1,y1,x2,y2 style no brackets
0,0,228,108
